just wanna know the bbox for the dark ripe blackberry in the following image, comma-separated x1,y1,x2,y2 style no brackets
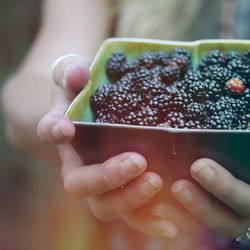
187,79,210,102
171,48,191,61
201,65,233,84
164,111,185,128
171,92,189,112
225,51,241,63
91,85,111,111
227,59,248,76
121,106,160,126
120,111,144,125
95,108,119,124
227,97,248,115
205,110,237,129
206,96,231,114
184,120,203,129
200,50,226,67
137,52,156,68
150,65,163,78
133,68,153,86
186,102,206,121
182,70,203,89
149,94,172,114
168,56,190,76
234,115,249,130
205,79,223,100
165,81,182,97
159,66,181,85
242,49,250,64
108,92,141,118
242,88,250,106
155,51,170,66
117,72,135,88
141,80,167,100
106,52,127,82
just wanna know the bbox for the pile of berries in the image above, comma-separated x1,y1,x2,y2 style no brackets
90,49,250,129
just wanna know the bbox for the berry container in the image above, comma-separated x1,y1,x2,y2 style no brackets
65,38,250,204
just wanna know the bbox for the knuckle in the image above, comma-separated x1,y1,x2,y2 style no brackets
63,174,82,198
89,199,117,222
215,177,236,201
99,165,117,190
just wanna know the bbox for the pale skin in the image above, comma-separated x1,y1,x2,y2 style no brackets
2,0,250,241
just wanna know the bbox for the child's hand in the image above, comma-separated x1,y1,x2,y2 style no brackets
37,54,181,239
170,158,250,239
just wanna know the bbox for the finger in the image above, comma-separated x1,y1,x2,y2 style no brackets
37,65,82,144
87,172,162,221
122,209,177,238
63,152,148,198
52,54,90,93
37,87,75,144
190,158,250,217
150,202,203,233
171,180,247,238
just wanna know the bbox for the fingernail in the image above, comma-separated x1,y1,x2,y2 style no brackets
140,177,162,194
191,162,214,183
121,156,145,175
156,221,178,238
51,54,83,72
52,122,66,139
171,183,193,203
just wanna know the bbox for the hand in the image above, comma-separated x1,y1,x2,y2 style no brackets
170,158,250,239
37,54,182,239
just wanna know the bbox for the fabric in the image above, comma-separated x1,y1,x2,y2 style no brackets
114,0,220,40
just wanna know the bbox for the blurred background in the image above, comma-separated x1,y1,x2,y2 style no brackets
0,1,95,249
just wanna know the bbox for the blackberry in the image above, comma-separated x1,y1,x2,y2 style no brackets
106,52,127,81
91,85,111,111
227,59,248,76
165,81,182,97
170,92,189,112
207,96,231,113
169,56,190,76
160,66,181,85
140,80,167,100
184,120,203,129
234,116,249,130
121,106,160,126
201,65,233,84
200,50,226,67
171,48,191,61
187,79,209,102
117,72,135,87
242,49,250,64
95,108,118,124
205,110,237,129
227,97,248,115
164,111,186,128
108,92,140,118
149,94,172,114
205,79,223,100
137,52,156,68
182,70,203,89
225,51,241,63
155,51,170,66
186,102,206,121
